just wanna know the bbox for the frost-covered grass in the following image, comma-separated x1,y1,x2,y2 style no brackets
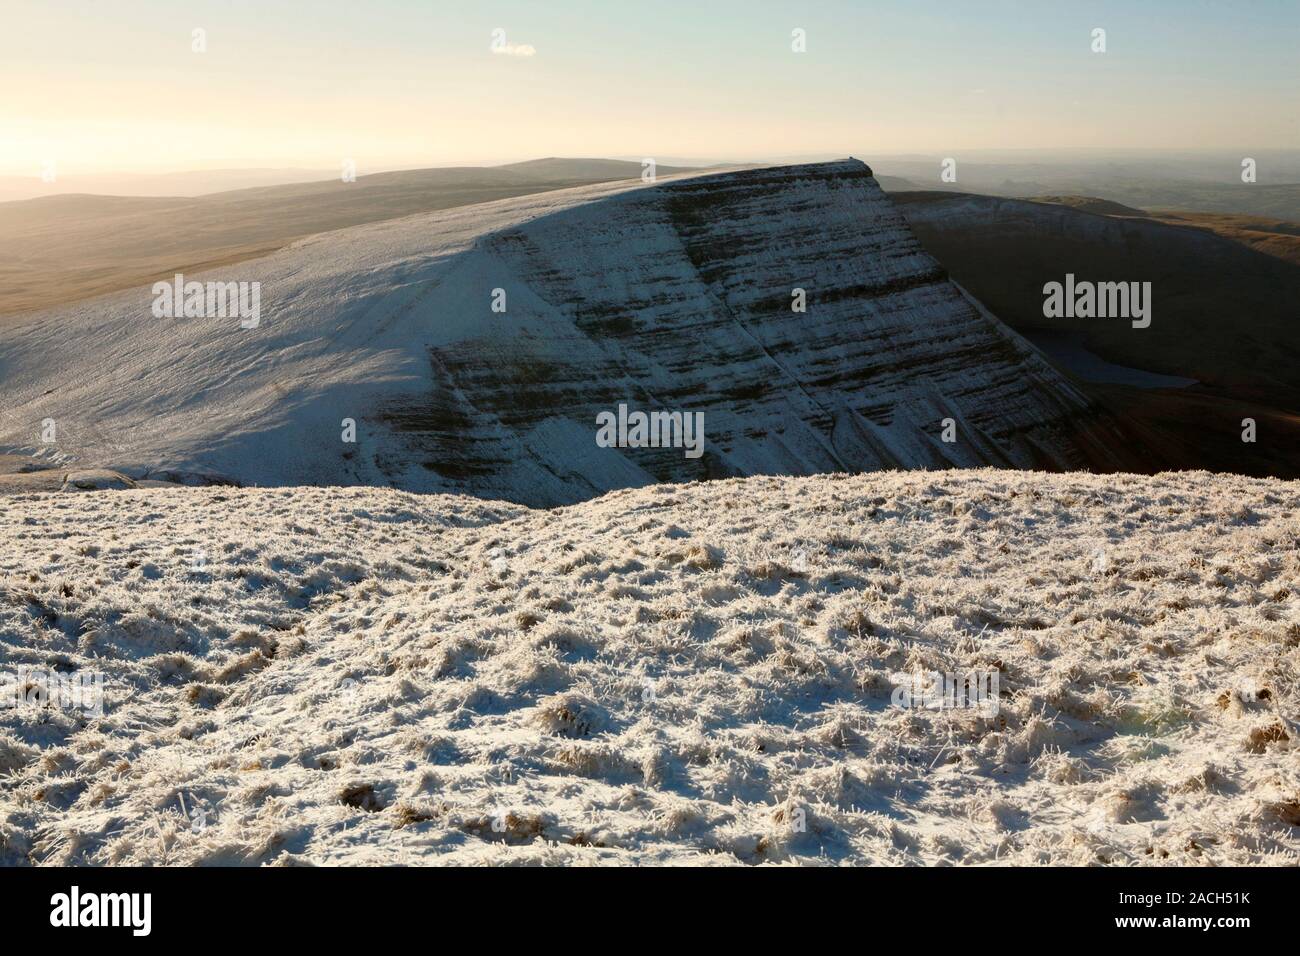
1,470,1297,865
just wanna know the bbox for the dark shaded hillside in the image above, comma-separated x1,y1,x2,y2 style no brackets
895,191,1300,477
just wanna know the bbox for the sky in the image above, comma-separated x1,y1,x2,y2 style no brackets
2,0,1298,176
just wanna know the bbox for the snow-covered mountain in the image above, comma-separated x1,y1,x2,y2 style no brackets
0,161,1142,505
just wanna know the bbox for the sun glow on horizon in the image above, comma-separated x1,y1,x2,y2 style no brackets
2,0,1297,178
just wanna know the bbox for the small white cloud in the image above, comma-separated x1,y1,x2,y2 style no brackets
492,42,535,57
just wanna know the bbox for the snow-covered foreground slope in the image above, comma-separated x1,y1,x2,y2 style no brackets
0,162,1141,506
1,470,1297,866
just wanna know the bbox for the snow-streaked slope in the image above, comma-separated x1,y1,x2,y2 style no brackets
0,162,1139,506
1,470,1296,866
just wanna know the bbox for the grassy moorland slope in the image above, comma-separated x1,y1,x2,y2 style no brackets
1,470,1296,865
0,160,693,321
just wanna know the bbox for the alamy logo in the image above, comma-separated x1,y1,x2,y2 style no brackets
595,403,704,459
50,886,151,936
3,666,104,716
1042,274,1150,328
151,273,261,328
891,670,1000,716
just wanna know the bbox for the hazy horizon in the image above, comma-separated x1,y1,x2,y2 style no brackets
4,0,1298,179
9,145,1300,177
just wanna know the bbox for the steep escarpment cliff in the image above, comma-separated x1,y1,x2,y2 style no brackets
0,161,1148,504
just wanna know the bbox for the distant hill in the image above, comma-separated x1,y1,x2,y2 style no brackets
895,190,1300,477
1141,210,1300,267
497,157,697,179
871,174,923,192
0,167,338,203
894,190,1300,402
1027,196,1149,217
1019,195,1300,265
868,155,1300,221
0,159,698,320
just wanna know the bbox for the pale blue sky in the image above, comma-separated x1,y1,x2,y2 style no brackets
3,0,1297,174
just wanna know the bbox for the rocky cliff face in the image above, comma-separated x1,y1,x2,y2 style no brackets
0,161,1143,505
